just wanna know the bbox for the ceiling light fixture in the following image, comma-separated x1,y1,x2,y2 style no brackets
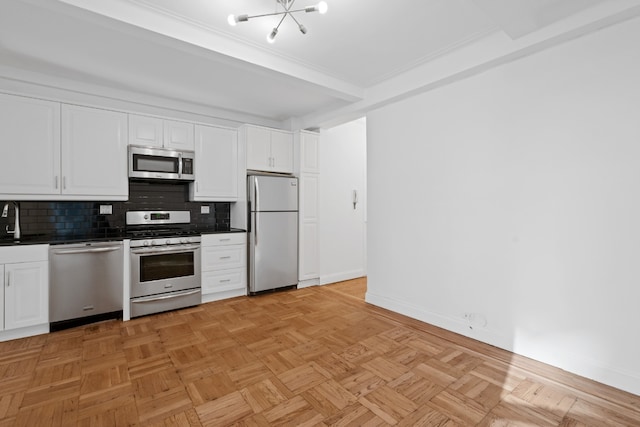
228,0,328,43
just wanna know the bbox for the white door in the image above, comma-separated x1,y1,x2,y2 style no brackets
319,118,367,284
4,261,48,330
61,104,128,198
0,93,61,196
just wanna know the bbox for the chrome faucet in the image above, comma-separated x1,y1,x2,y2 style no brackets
2,201,20,240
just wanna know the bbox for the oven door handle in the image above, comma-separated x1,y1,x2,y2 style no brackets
131,289,200,303
131,244,201,255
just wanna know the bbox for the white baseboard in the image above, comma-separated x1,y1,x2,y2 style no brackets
201,288,246,304
0,324,49,342
365,291,640,396
320,270,366,285
298,278,320,288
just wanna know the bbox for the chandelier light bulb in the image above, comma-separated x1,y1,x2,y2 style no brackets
227,14,237,26
299,24,307,34
267,28,278,43
317,1,328,14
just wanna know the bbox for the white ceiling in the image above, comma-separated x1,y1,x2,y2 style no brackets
1,0,639,129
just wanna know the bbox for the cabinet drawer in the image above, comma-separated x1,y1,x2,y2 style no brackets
202,268,245,294
0,245,48,264
202,245,244,270
202,233,246,246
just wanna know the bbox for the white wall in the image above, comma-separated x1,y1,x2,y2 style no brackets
366,16,640,395
319,119,367,284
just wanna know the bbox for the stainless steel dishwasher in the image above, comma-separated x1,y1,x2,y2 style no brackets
49,241,124,330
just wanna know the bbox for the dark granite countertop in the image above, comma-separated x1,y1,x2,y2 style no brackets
0,228,246,246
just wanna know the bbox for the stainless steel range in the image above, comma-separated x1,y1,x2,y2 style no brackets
127,211,201,318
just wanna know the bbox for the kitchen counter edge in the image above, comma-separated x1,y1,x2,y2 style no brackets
0,228,246,246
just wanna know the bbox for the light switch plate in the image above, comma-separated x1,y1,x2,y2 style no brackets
201,206,210,214
99,205,112,215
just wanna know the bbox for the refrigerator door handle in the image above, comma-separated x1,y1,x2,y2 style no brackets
254,177,259,246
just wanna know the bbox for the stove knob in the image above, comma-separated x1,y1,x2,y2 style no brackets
181,238,188,244
151,240,158,246
144,214,149,220
143,240,150,247
166,240,171,245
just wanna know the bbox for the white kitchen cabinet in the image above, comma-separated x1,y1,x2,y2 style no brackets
296,131,321,287
0,245,49,340
129,114,194,150
0,93,61,197
190,125,238,202
299,173,320,284
4,261,49,330
164,120,195,150
62,104,128,198
201,233,246,303
0,96,128,200
128,114,163,147
243,125,293,173
300,131,320,173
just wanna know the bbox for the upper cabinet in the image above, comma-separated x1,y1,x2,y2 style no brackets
243,125,293,174
62,104,128,198
0,93,61,197
190,125,239,202
129,114,194,151
0,94,128,200
299,131,320,173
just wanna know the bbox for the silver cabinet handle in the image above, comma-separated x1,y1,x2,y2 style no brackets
54,176,59,189
219,279,231,283
219,256,231,260
54,247,121,255
6,271,10,287
63,176,66,190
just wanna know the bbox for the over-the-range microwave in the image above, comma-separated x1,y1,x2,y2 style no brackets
128,145,195,181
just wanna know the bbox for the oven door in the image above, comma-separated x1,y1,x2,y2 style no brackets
130,244,201,298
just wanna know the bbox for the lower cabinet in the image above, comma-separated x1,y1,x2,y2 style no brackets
0,245,49,341
201,233,246,303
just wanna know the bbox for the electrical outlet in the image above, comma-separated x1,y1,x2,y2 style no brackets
201,206,210,214
99,205,112,215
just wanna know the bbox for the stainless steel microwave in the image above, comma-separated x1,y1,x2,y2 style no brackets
128,145,195,181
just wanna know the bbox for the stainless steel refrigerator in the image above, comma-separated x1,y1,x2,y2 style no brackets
248,174,298,294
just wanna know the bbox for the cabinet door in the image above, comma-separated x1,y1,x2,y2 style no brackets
299,174,319,281
300,132,320,173
270,131,294,173
0,93,61,196
129,114,163,147
164,120,194,150
192,125,238,201
61,104,128,198
4,261,48,330
246,126,272,171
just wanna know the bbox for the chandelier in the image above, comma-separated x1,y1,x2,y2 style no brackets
228,0,328,43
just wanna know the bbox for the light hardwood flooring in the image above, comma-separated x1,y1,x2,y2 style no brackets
1,278,639,426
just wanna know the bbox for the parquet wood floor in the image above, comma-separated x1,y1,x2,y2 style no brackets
1,278,639,426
